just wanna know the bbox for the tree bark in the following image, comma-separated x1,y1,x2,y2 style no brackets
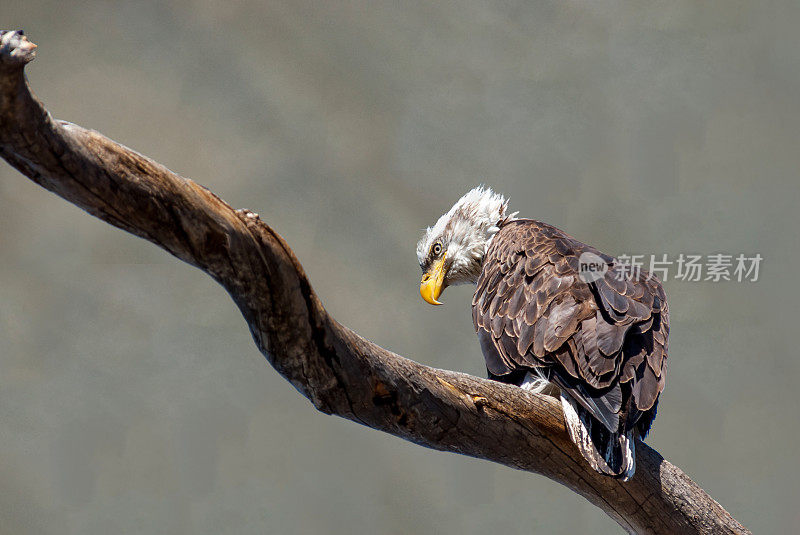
0,31,749,535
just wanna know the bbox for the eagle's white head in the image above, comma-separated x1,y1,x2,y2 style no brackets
416,186,511,305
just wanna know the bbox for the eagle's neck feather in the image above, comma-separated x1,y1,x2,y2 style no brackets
442,188,510,285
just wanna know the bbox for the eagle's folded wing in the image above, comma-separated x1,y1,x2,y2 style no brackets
473,220,669,437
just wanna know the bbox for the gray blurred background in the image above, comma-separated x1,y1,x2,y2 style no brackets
1,1,798,533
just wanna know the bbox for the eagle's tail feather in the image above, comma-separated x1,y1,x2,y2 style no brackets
560,392,635,481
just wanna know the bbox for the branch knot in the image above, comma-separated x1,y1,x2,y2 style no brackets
0,31,37,68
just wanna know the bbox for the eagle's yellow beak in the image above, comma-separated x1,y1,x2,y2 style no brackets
420,254,447,305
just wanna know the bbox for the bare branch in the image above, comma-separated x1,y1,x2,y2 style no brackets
0,31,749,535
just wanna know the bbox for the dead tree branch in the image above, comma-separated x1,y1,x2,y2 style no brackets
0,31,749,535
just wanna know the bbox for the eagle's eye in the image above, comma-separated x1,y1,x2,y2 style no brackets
431,242,443,256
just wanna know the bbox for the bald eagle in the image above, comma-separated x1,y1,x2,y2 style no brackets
417,187,668,480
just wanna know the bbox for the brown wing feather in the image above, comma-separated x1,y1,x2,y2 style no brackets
473,219,669,438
